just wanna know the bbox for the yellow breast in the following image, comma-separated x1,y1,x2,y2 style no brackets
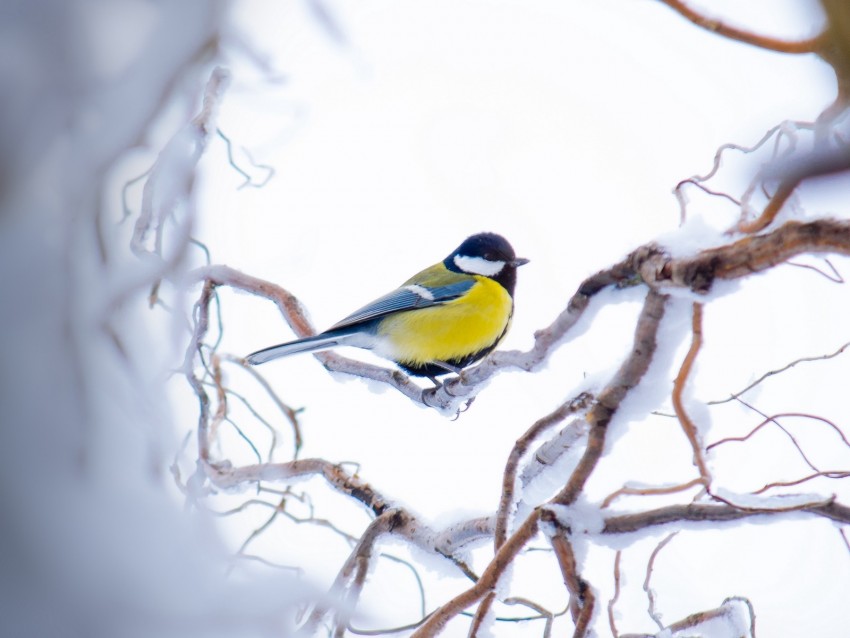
376,276,513,366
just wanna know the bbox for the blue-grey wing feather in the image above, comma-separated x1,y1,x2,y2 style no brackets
328,280,475,331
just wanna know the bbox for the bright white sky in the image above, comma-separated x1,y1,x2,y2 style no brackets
174,1,850,635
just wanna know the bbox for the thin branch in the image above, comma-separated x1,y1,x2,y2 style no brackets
503,598,555,638
467,593,497,638
673,120,818,224
216,128,275,189
347,618,430,635
213,496,359,557
121,166,153,221
674,178,742,222
736,144,850,233
657,0,826,54
785,257,845,283
220,352,304,457
608,551,622,638
707,409,850,457
643,532,678,630
840,527,850,556
709,340,850,405
381,553,428,619
232,496,287,564
752,470,850,494
602,477,706,509
230,553,303,575
671,303,711,484
735,176,799,233
544,515,595,638
202,380,278,462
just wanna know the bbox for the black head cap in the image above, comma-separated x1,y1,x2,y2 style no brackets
444,232,528,294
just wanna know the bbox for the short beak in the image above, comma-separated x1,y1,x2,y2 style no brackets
511,257,530,267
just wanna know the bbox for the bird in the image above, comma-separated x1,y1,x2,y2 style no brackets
245,232,528,379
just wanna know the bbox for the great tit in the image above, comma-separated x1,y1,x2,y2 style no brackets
246,232,528,378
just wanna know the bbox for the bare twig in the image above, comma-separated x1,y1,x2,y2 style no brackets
735,176,799,233
707,409,850,460
503,598,555,638
671,303,711,484
201,381,279,461
709,340,850,405
840,527,850,556
608,551,622,638
643,532,678,630
785,257,845,283
602,477,706,509
543,512,595,638
736,143,850,233
220,352,304,457
657,0,826,54
216,128,275,189
674,178,741,222
467,592,497,638
753,470,850,494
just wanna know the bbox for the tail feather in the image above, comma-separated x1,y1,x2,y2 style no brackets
246,333,348,365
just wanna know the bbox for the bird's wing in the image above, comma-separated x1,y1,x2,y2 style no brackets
328,279,475,331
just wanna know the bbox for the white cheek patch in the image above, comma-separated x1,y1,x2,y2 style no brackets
405,284,434,300
453,254,505,276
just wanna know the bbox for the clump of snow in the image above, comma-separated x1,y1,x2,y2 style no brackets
712,488,831,511
545,498,605,536
654,215,730,258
